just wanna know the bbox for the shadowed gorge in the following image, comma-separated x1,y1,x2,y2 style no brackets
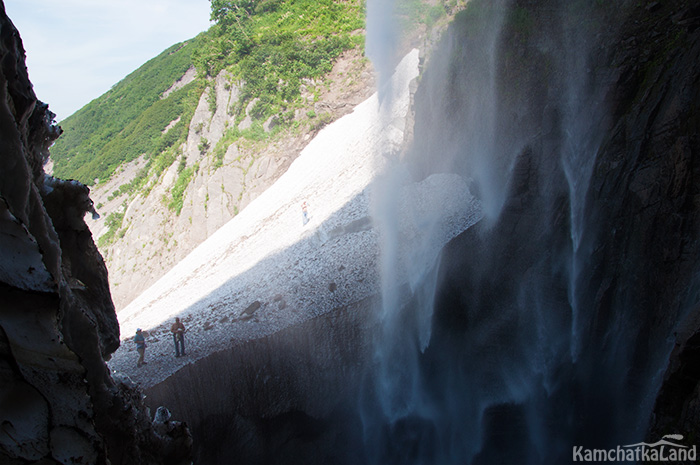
144,0,700,463
0,3,191,463
2,0,700,464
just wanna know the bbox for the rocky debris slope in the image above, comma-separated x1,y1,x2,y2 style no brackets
0,6,190,464
108,49,483,389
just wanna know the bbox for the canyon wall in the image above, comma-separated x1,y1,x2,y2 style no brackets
3,0,693,463
0,5,190,464
415,0,700,462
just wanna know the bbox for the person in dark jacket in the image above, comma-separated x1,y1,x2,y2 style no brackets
134,328,147,367
171,317,186,357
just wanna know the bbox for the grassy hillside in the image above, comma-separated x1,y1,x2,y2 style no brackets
48,0,459,309
50,0,456,254
50,39,204,184
50,0,366,186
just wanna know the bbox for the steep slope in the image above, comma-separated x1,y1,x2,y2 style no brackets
89,47,375,310
123,0,699,463
48,0,460,311
48,0,374,310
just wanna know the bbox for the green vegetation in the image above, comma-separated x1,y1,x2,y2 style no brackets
97,210,125,248
168,161,199,215
195,0,364,123
198,137,211,154
51,41,206,184
396,0,446,29
212,127,242,168
50,0,364,189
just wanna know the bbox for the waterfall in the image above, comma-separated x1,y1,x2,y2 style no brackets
359,0,692,463
363,0,510,462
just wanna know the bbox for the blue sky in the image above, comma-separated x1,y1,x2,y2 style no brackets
4,0,212,122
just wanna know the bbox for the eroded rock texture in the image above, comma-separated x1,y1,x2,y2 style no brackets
420,0,700,461
0,5,191,464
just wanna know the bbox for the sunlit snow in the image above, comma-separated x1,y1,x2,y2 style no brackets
108,49,482,387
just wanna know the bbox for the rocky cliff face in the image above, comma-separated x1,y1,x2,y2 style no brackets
414,0,700,461
0,5,190,464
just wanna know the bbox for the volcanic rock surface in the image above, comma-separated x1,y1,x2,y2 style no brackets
0,6,191,464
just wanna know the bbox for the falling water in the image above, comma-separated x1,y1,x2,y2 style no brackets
556,6,611,364
363,0,510,462
358,0,691,463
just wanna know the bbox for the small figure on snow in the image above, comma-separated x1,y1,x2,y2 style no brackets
171,317,186,357
134,328,147,367
301,200,310,226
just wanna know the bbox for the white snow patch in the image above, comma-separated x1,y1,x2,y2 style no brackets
108,49,482,387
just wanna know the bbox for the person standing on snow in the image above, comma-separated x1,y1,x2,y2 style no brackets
301,201,310,225
171,317,186,357
134,328,147,367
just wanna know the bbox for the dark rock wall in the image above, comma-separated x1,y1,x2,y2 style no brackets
410,0,700,461
145,297,377,465
0,4,191,464
584,0,700,444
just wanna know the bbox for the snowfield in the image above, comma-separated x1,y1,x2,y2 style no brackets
108,49,482,387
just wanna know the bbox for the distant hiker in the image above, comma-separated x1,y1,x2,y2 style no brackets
171,317,186,357
301,201,309,225
134,329,147,367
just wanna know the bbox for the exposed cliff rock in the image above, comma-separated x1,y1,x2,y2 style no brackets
625,0,700,443
0,5,191,464
415,0,700,461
